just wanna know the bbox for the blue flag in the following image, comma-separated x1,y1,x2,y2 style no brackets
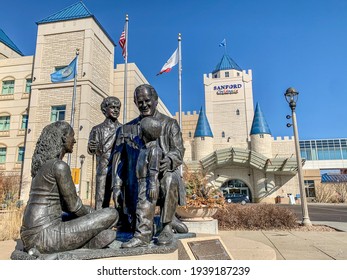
50,57,77,83
219,38,226,47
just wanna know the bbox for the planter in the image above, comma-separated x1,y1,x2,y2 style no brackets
176,206,219,221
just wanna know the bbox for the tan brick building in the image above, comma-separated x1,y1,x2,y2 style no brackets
176,55,300,203
0,2,170,203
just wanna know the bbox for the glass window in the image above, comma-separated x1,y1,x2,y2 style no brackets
25,79,32,94
236,109,240,115
51,105,66,122
222,131,225,138
17,147,25,162
304,180,316,198
188,131,192,138
225,72,229,78
21,114,28,129
0,147,6,163
0,116,10,131
1,80,15,95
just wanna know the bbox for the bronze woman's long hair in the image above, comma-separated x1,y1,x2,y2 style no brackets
31,121,72,178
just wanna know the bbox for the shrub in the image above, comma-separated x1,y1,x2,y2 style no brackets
0,172,23,241
213,203,299,230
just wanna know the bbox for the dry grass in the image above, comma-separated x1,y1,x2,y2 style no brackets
0,206,23,241
213,203,300,231
0,172,23,241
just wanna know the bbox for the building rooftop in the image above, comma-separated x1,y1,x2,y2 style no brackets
194,107,213,138
36,2,115,45
0,29,23,56
213,54,242,73
321,173,347,183
37,1,93,24
250,103,271,135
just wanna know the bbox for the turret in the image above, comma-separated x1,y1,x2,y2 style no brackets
250,103,272,158
193,106,214,161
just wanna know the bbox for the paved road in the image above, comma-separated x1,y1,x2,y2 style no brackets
277,203,347,223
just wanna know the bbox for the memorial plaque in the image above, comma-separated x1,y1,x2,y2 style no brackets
187,239,231,260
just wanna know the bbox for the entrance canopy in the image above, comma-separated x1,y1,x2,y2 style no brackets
199,147,301,175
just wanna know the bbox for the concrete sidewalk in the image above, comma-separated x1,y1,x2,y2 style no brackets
1,222,346,260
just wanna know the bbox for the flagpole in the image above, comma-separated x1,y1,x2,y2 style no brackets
178,33,183,176
178,33,182,129
123,14,129,124
224,38,227,54
67,49,79,166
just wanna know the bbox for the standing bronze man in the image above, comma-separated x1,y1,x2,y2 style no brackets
88,96,122,210
112,84,187,247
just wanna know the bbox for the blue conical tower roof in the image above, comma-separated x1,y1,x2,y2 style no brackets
250,103,271,135
0,29,23,56
194,107,213,138
37,2,93,24
213,54,242,73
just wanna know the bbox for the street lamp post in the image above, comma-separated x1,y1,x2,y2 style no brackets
285,87,312,226
79,154,85,197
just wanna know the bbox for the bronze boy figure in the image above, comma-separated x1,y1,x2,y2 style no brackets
88,96,122,210
120,116,163,248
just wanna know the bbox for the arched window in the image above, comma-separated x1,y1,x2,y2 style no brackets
222,131,225,138
188,131,192,138
236,109,240,115
1,79,15,95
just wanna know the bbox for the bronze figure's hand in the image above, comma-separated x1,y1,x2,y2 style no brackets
148,186,158,200
160,157,171,173
112,188,122,208
88,140,98,153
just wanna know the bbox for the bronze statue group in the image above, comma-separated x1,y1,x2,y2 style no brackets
20,84,188,254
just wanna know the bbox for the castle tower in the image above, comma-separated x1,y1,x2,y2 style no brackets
250,103,272,158
193,106,214,161
203,54,253,150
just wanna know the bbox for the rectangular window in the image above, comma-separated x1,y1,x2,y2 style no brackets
225,72,229,77
1,80,15,95
304,180,316,198
0,116,10,131
25,79,32,94
17,147,25,162
51,105,66,122
0,147,6,163
21,115,28,129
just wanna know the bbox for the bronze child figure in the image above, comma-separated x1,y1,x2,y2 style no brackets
88,96,122,210
119,116,163,248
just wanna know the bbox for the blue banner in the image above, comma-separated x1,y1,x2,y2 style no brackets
50,57,77,83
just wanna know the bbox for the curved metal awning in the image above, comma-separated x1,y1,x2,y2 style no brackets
199,147,302,175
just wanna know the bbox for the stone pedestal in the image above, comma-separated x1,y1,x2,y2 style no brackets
182,219,218,234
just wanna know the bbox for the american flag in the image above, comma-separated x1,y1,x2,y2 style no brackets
119,30,126,59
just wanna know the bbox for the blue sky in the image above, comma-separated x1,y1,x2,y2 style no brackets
2,0,347,139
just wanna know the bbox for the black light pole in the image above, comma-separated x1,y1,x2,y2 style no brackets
285,87,312,226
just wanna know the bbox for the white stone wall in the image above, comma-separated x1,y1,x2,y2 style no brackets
0,42,22,59
193,137,214,161
271,136,295,157
0,56,33,175
204,69,254,149
251,134,272,158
